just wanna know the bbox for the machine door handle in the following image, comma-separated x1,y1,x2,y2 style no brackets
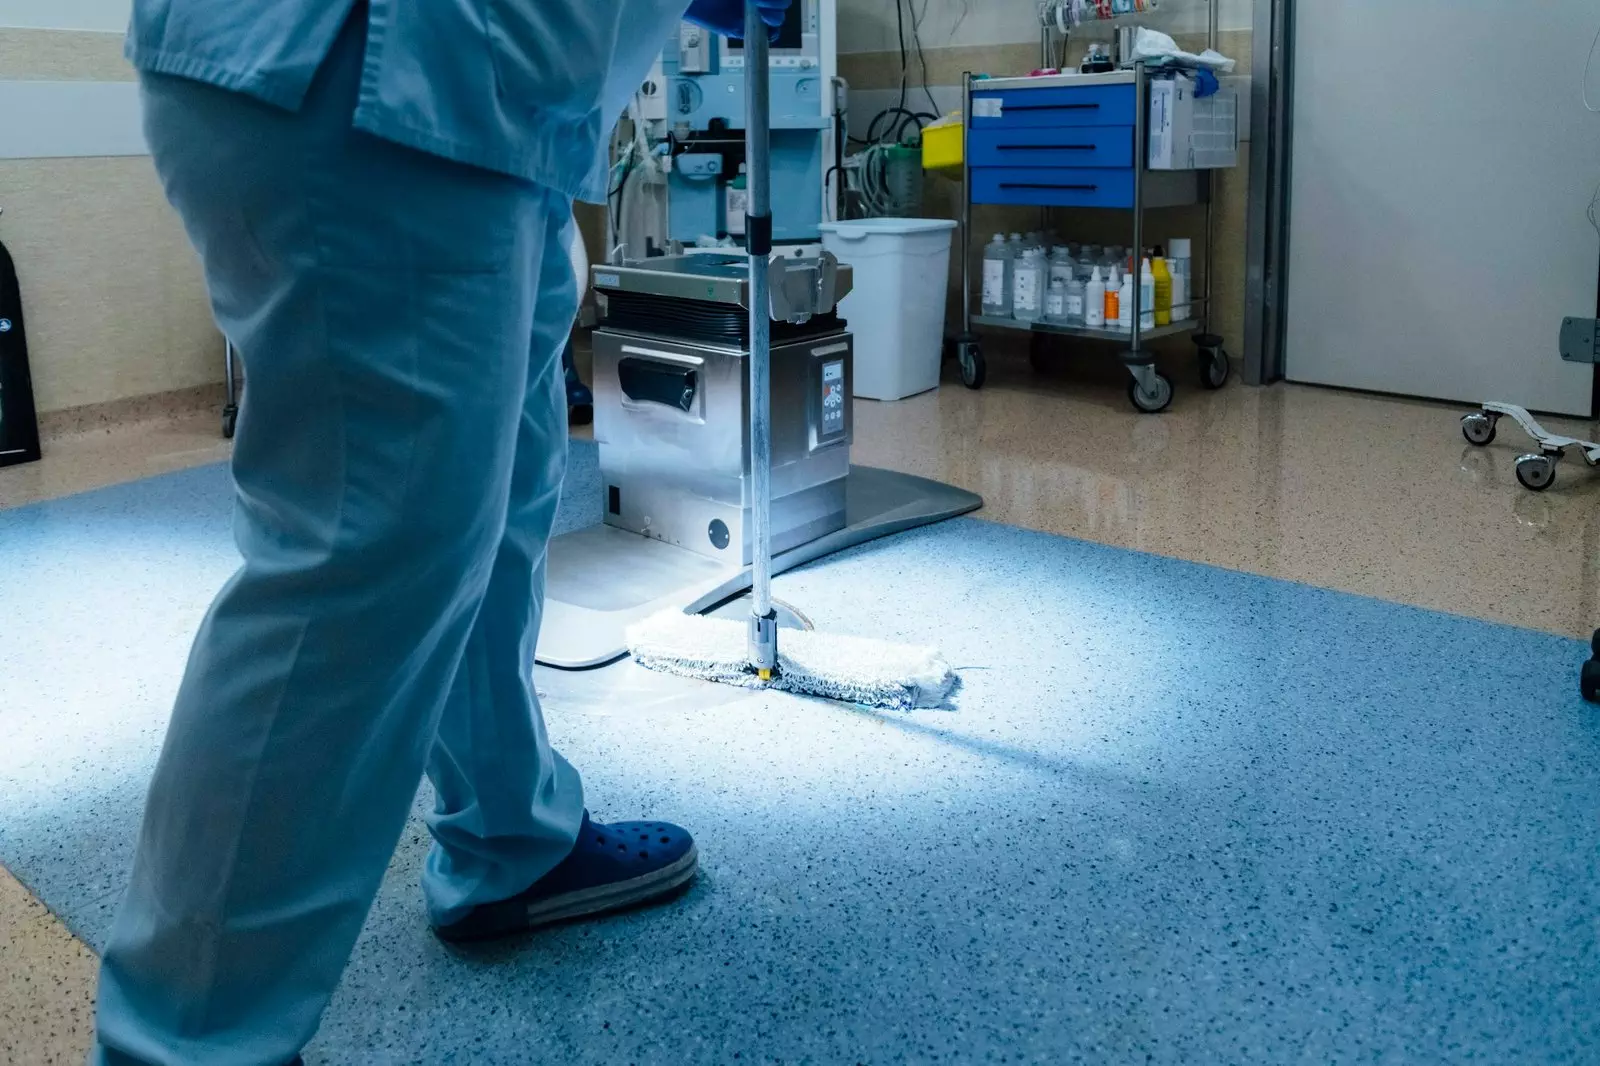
997,143,1096,151
618,357,699,413
999,182,1098,192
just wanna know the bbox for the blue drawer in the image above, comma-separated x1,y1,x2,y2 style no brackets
970,167,1134,209
969,126,1134,169
971,84,1136,129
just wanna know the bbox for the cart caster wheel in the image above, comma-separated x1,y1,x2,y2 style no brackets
1515,453,1558,492
1591,629,1600,657
1198,348,1231,390
1461,411,1497,447
569,403,594,427
959,342,987,390
1582,658,1600,703
1127,372,1174,414
222,405,238,440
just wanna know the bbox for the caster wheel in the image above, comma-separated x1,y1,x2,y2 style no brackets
1127,372,1174,414
1591,629,1600,657
1582,658,1600,703
222,406,238,440
959,342,987,390
1515,453,1558,492
1199,348,1231,390
569,403,594,427
1461,411,1497,447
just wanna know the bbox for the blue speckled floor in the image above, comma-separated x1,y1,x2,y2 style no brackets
2,443,1598,1063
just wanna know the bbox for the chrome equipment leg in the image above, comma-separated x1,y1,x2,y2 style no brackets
744,1,778,678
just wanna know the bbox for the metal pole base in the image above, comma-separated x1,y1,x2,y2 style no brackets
747,610,779,680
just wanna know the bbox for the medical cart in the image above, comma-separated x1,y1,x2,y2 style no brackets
952,60,1232,413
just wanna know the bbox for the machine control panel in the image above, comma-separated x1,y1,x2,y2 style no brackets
820,359,846,439
809,340,851,452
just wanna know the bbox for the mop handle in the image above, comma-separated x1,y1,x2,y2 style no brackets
744,0,778,679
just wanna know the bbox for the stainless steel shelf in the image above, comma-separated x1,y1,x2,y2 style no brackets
972,315,1201,344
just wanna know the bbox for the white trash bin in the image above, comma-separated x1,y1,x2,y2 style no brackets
820,218,958,401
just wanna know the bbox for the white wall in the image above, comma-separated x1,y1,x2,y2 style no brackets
838,0,1252,54
0,0,130,32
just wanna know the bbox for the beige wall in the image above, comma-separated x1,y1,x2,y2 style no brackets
1,27,219,416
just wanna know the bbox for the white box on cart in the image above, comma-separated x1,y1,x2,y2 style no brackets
1148,74,1238,171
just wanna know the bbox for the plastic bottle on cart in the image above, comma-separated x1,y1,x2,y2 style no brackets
1104,265,1121,327
1044,278,1067,323
1012,248,1045,322
1152,256,1173,326
1139,258,1157,330
1118,270,1135,332
1048,247,1075,293
1085,267,1107,328
981,233,1012,317
1168,238,1192,320
1079,245,1100,281
1066,271,1087,325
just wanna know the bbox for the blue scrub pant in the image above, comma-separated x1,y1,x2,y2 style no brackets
92,14,585,1065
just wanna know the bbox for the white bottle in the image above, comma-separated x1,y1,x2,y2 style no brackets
1012,248,1044,322
1168,237,1192,320
1140,257,1157,330
1118,270,1135,331
1045,278,1067,323
1084,267,1107,329
981,233,1011,317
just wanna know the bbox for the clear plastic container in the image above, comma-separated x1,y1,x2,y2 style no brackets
1048,247,1075,293
1012,248,1046,322
1044,278,1067,324
981,233,1012,317
1066,273,1087,326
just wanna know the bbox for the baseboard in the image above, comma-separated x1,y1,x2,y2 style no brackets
39,381,228,440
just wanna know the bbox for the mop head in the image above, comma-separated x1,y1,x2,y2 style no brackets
625,610,956,711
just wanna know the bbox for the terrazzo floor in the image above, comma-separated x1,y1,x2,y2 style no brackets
3,357,1600,1063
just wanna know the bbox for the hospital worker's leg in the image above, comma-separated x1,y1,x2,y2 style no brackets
421,214,586,929
92,14,572,1065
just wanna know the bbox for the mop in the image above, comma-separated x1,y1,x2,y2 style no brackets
625,2,956,711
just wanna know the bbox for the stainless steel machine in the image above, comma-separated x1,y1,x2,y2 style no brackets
592,253,851,564
536,251,983,669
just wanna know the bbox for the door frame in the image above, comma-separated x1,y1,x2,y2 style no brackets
1241,0,1292,386
1245,0,1600,415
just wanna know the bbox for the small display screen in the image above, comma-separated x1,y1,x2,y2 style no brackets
820,360,845,437
727,2,805,51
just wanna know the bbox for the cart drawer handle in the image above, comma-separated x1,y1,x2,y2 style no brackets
1003,102,1101,112
999,182,1099,192
997,144,1096,151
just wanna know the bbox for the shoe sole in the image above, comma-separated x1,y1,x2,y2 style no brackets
438,844,699,943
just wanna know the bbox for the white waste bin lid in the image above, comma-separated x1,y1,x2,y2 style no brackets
819,218,959,238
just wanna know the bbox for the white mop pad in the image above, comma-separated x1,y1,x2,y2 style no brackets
625,610,956,711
